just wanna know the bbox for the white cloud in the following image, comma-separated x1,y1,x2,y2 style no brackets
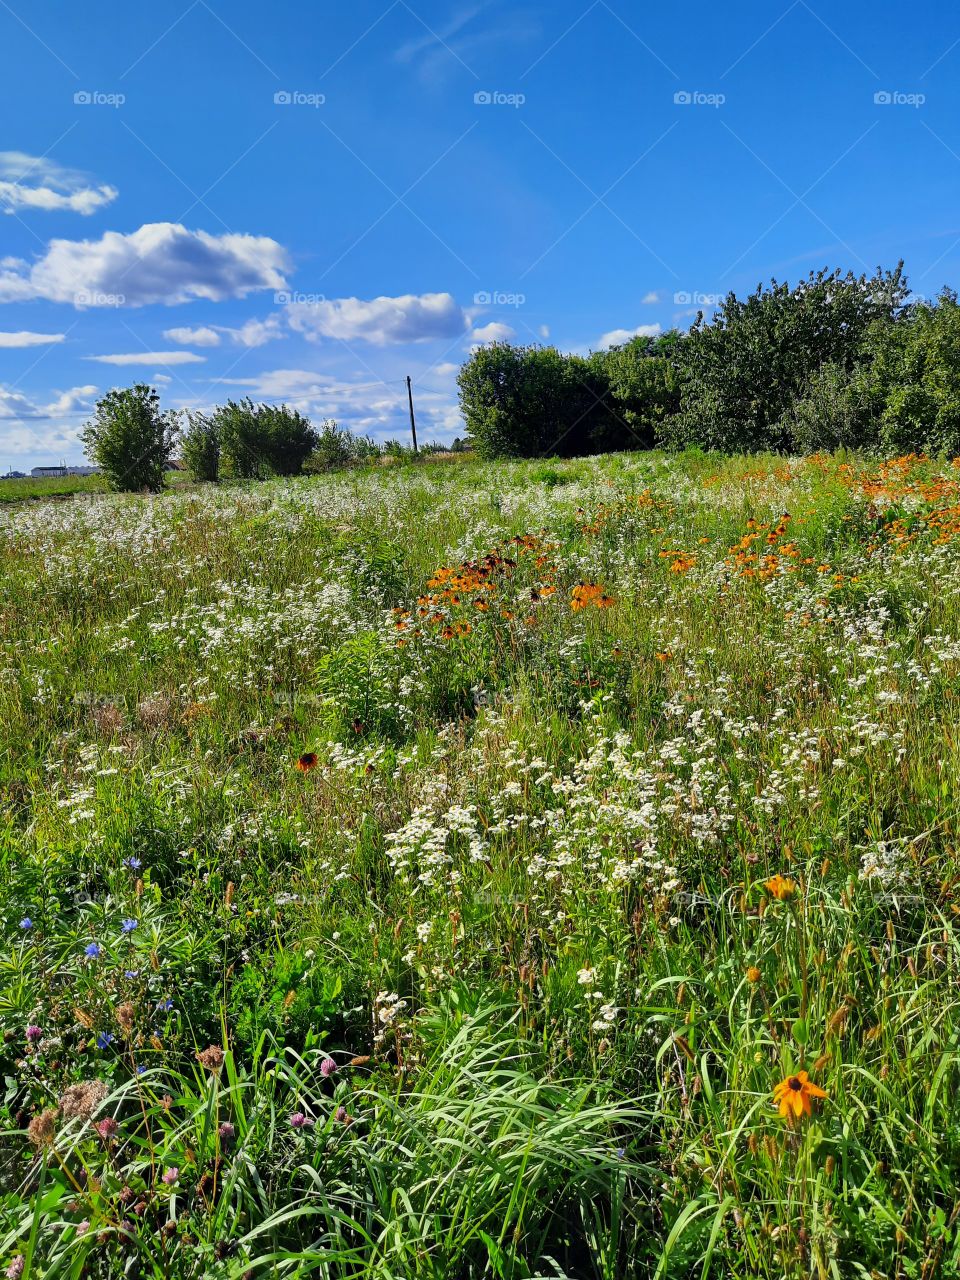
642,291,660,304
152,374,173,384
226,315,284,347
469,321,515,344
0,223,289,307
86,351,206,366
0,383,96,420
0,331,65,348
538,324,550,338
0,152,118,216
597,323,662,349
287,292,467,345
163,315,284,349
164,325,221,347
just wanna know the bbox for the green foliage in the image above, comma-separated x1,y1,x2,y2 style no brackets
664,264,909,452
215,398,319,478
228,948,343,1053
81,384,178,492
458,342,623,458
599,333,681,448
179,411,221,483
303,419,380,472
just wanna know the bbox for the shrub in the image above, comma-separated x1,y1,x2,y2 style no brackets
215,398,319,478
179,411,221,482
458,343,622,458
600,333,681,448
874,291,960,456
81,384,178,493
662,265,909,453
304,419,380,472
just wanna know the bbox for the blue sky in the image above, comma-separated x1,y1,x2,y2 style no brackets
1,0,959,470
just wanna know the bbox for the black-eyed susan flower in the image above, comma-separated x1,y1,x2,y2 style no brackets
764,874,797,900
296,752,318,772
773,1071,827,1120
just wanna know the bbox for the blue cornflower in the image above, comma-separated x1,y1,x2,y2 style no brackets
156,997,174,1012
85,942,101,959
19,918,32,931
124,969,139,980
121,918,138,934
96,1032,114,1049
122,856,142,871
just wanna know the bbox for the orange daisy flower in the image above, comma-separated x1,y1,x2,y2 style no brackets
773,1071,827,1120
296,752,318,772
764,874,797,901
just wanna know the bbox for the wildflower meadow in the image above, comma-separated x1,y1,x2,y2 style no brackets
3,448,960,1278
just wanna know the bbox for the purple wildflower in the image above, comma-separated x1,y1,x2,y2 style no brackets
218,1121,235,1140
320,1056,337,1078
289,1111,314,1129
161,1166,179,1185
6,1258,25,1279
84,942,101,959
121,918,138,934
95,1116,118,1142
19,919,32,931
96,1032,114,1049
25,1025,42,1045
122,857,142,870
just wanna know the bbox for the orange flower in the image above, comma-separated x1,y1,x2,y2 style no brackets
745,966,762,984
764,874,797,901
296,752,318,772
773,1071,827,1120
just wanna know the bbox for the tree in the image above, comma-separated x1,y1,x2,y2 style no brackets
81,385,178,493
180,411,221,482
458,343,623,458
663,265,909,453
214,399,319,478
598,332,681,449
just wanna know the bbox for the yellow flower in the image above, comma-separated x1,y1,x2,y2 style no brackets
773,1071,827,1120
764,874,797,900
745,966,762,984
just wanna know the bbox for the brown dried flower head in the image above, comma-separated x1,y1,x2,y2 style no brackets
59,1080,109,1123
197,1045,225,1073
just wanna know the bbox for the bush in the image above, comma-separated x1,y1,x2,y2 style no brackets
600,333,681,448
458,343,622,458
179,411,221,482
215,398,319,478
304,420,380,472
662,265,909,453
81,385,178,493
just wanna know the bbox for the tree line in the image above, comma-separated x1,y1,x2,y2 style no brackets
458,264,960,458
80,390,455,492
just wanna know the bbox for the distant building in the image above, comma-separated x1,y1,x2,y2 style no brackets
30,465,100,478
1,470,27,480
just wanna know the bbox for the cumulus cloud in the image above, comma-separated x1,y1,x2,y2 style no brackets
86,351,206,366
642,291,660,304
0,222,289,307
469,321,515,344
0,331,65,348
0,152,118,216
596,323,662,349
0,382,96,421
287,292,467,345
164,325,221,347
165,315,284,349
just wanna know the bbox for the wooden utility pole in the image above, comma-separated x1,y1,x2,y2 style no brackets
406,376,419,455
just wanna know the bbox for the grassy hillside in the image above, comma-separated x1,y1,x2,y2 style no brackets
2,450,960,1278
